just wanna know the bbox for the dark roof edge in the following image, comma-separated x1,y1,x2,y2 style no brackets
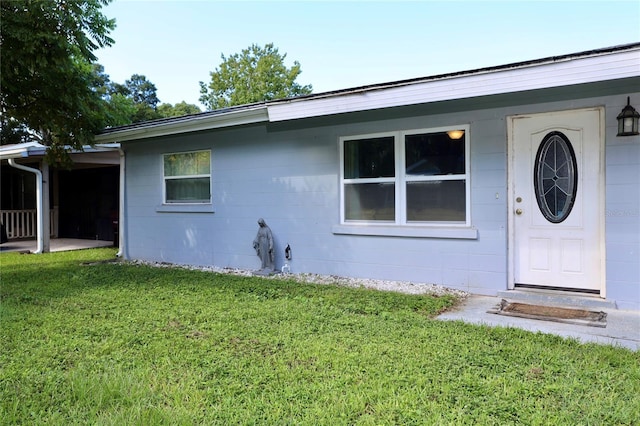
98,103,268,135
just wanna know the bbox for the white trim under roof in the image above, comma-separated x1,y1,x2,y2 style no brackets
268,48,640,121
0,142,47,159
0,142,121,161
94,44,640,143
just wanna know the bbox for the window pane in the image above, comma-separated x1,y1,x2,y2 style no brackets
166,178,210,203
345,182,395,221
164,151,210,177
406,180,466,222
405,132,465,176
344,137,395,179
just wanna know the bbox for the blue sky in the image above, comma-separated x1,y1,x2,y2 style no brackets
96,1,640,108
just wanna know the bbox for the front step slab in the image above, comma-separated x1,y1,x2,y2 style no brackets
497,290,617,310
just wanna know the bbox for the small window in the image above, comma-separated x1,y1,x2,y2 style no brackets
340,127,470,226
163,150,211,204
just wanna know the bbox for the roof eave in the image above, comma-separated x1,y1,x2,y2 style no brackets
267,46,640,122
95,106,269,144
91,43,640,143
0,142,121,161
0,142,47,160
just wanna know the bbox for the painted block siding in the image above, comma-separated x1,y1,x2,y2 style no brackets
604,97,640,310
121,88,640,310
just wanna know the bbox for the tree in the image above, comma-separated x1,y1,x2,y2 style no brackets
199,43,312,110
157,102,202,118
0,117,32,146
124,74,160,108
109,73,162,123
124,73,161,122
91,64,136,127
100,70,199,124
0,0,116,161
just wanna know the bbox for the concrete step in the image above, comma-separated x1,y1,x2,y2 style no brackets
496,289,617,310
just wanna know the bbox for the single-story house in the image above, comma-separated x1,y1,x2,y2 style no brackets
96,43,640,311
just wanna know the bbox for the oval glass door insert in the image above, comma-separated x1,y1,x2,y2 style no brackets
533,131,578,223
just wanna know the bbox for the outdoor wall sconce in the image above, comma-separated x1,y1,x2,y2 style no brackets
616,97,639,136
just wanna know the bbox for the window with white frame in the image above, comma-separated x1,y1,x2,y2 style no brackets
163,150,211,204
340,127,469,225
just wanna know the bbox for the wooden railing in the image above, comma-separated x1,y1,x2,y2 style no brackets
0,209,58,239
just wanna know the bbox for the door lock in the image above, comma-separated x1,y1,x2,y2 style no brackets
515,208,523,215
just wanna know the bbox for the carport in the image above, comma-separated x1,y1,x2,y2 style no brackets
0,142,122,253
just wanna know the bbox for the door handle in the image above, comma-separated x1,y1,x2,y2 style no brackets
515,208,523,215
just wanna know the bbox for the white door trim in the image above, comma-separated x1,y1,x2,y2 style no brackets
506,107,606,297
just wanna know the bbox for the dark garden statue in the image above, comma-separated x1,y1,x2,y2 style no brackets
253,218,275,274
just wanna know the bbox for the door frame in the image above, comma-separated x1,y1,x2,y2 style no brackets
506,107,606,297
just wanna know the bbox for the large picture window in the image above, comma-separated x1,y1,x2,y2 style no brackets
340,127,470,226
163,150,211,204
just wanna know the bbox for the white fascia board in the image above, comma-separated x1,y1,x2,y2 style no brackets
94,106,269,144
1,143,120,161
267,49,640,122
0,142,47,160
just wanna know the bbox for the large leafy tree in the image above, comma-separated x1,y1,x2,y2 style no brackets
0,0,115,161
199,43,313,110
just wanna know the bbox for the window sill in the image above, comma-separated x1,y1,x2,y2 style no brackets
156,204,215,213
332,224,478,239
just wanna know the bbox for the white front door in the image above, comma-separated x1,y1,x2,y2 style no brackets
509,108,604,293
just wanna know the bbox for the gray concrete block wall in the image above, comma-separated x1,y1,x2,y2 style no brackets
121,89,639,310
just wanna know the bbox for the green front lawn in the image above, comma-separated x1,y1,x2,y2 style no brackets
1,248,638,425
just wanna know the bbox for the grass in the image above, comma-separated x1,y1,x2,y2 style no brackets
1,248,639,425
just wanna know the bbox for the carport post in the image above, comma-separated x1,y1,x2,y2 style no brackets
41,161,50,252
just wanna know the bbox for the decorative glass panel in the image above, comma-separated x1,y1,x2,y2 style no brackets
344,182,395,221
344,137,395,179
533,131,577,223
406,180,466,222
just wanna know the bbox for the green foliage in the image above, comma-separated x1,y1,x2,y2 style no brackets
90,64,136,128
105,73,201,123
124,74,160,108
0,116,32,145
104,93,137,127
1,249,639,424
121,74,162,122
0,0,115,153
157,101,202,118
0,0,201,150
93,70,163,125
199,43,313,110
